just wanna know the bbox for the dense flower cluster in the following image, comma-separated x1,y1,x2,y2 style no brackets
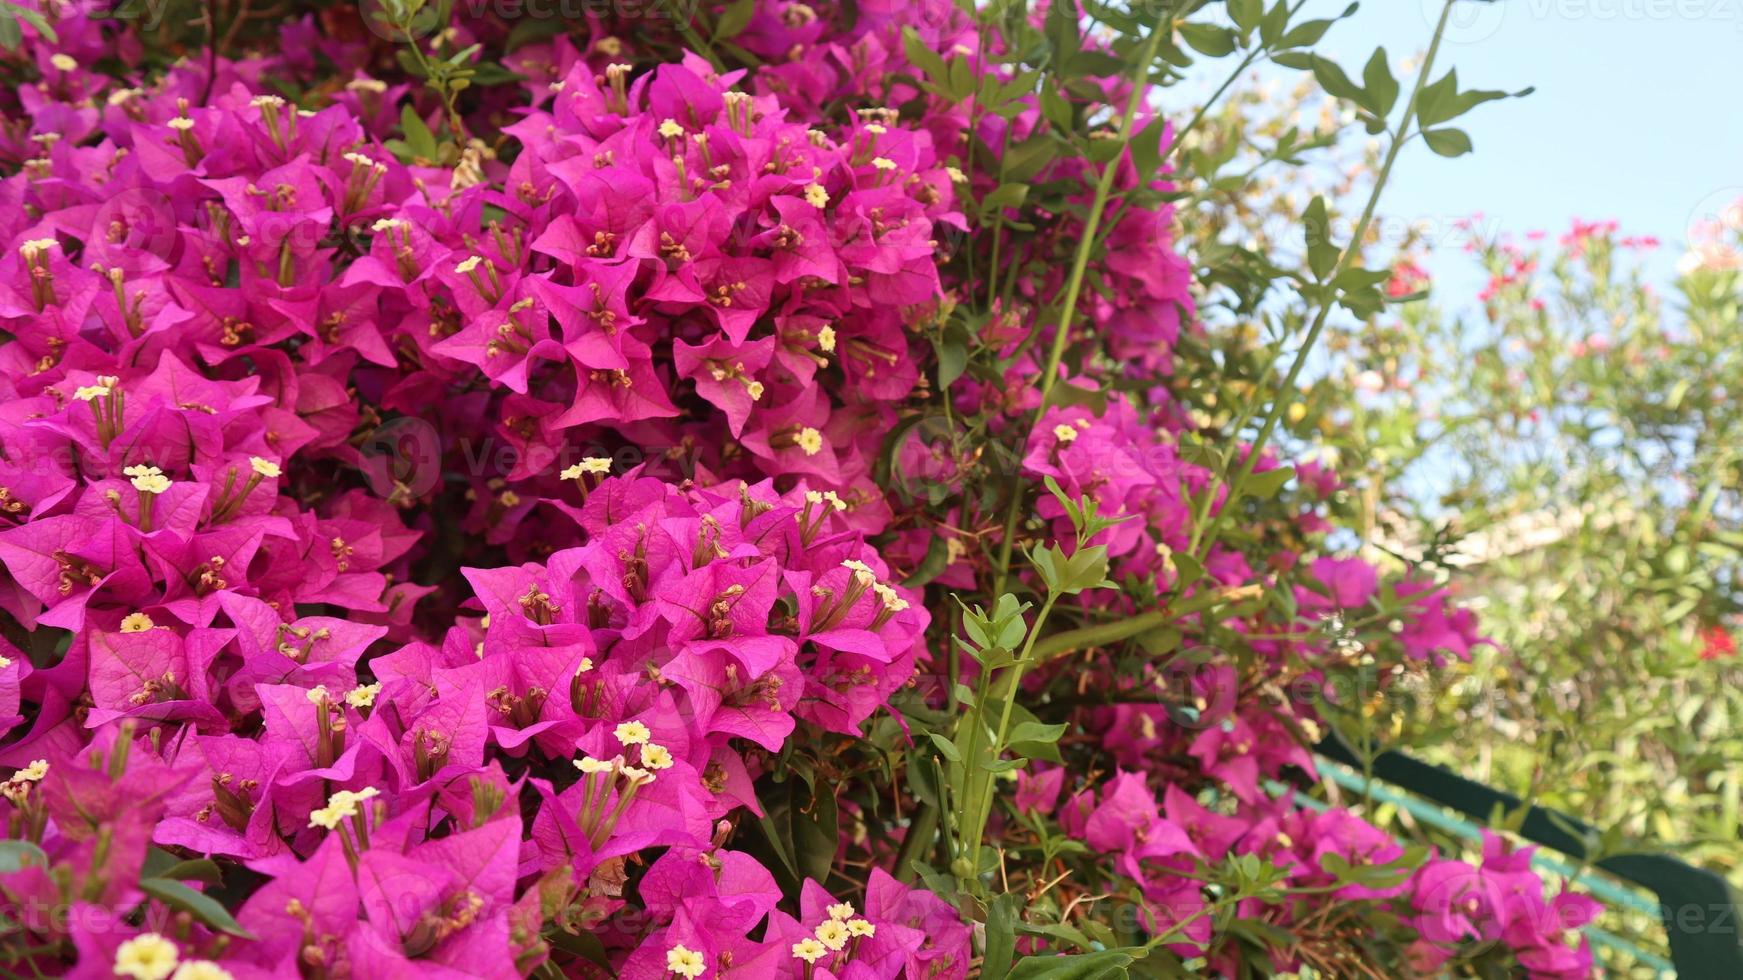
0,0,1598,976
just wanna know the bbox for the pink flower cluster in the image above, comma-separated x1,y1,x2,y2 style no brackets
1028,771,1596,976
0,0,1598,976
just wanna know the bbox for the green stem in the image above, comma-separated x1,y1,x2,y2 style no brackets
1032,29,1163,421
665,0,724,73
988,21,1164,597
1025,579,1254,663
399,36,469,142
987,595,1057,763
1190,0,1456,562
1030,609,1166,663
957,594,1057,886
952,661,997,847
894,801,938,884
983,124,1013,311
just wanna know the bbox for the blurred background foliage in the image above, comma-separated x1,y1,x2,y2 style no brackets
1175,65,1743,895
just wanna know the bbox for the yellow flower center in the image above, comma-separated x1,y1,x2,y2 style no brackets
120,612,155,633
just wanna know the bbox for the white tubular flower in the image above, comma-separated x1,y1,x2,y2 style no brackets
113,934,179,980
664,944,705,978
613,720,651,746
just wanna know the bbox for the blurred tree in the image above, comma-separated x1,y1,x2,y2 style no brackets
1345,209,1743,882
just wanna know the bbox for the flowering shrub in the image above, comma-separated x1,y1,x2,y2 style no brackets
0,0,1594,977
1324,207,1743,895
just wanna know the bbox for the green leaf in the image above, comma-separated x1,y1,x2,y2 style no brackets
1414,68,1460,127
5,2,55,42
1007,949,1136,979
1177,23,1237,58
1136,625,1182,655
1258,0,1290,46
1317,847,1423,889
1338,283,1388,318
1043,0,1081,66
789,781,840,884
907,752,943,808
983,893,1022,980
1171,550,1206,590
1061,545,1113,595
1015,920,1099,953
993,71,1041,110
934,334,968,389
140,878,256,939
543,928,612,970
1030,544,1068,595
1275,16,1338,49
1038,84,1074,130
143,847,223,885
1361,48,1398,116
960,606,994,653
991,594,1032,650
751,806,801,882
1244,464,1295,499
1042,475,1080,526
466,61,526,87
0,839,47,873
714,0,756,38
1449,85,1533,122
1421,128,1473,157
1042,378,1108,415
444,43,482,67
1418,68,1533,128
902,533,952,588
1332,265,1392,292
1302,195,1338,281
874,414,928,495
1227,0,1262,32
1225,918,1297,950
1084,136,1127,165
1003,135,1059,183
0,14,21,51
395,104,438,162
504,15,565,51
1271,50,1314,71
946,56,975,101
928,731,963,763
1126,116,1170,180
1008,720,1067,748
716,39,763,68
902,27,949,86
981,182,1030,215
1308,55,1363,103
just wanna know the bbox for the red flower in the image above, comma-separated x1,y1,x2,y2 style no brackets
1700,625,1736,661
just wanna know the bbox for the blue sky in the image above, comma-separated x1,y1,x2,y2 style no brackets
1307,0,1743,302
1166,1,1742,510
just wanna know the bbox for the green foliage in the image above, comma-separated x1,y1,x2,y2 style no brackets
0,2,54,51
1253,151,1743,970
340,0,1553,973
1360,222,1743,880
